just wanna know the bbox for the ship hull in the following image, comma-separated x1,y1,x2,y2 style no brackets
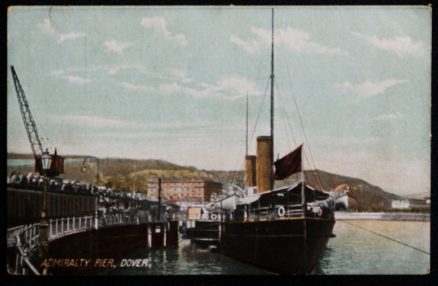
220,217,335,275
189,220,220,247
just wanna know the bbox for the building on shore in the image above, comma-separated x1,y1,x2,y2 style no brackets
391,198,430,210
146,178,222,204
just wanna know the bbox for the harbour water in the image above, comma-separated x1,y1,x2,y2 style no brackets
99,220,430,275
7,159,35,167
315,220,430,275
7,158,82,167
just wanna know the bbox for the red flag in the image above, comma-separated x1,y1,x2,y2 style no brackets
274,144,303,180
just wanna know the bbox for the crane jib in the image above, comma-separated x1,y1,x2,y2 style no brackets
10,65,65,177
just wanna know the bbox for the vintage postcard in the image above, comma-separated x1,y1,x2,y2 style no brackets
6,6,430,276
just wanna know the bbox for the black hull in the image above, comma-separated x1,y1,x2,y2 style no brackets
220,217,335,275
184,220,220,247
191,237,219,248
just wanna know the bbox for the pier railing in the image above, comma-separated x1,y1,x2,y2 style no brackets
7,224,41,275
49,216,94,240
7,224,40,249
47,213,168,239
7,213,168,275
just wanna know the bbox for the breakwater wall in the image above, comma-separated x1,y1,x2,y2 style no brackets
335,212,430,221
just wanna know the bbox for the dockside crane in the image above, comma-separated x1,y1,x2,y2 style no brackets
10,65,64,177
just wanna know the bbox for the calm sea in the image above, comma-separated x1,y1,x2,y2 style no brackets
7,159,35,167
7,158,82,168
99,220,430,275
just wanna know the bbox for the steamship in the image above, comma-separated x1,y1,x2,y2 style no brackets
214,9,339,275
185,208,221,247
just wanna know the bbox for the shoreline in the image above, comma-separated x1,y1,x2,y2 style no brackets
335,211,430,222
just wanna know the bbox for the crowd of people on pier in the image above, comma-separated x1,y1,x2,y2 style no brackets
7,172,142,202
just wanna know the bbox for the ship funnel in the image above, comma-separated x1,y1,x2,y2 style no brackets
245,155,257,187
256,136,273,193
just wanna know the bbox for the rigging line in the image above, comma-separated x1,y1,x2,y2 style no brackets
276,72,323,191
274,83,293,151
230,144,247,188
339,220,430,256
244,53,267,146
275,79,320,194
284,62,325,191
276,82,317,200
231,115,251,187
276,97,293,152
276,78,321,193
274,80,297,146
277,85,311,170
253,44,266,93
277,48,324,191
231,53,267,188
236,138,247,185
249,76,270,145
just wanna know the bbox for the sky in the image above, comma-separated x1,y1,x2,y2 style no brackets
7,6,431,195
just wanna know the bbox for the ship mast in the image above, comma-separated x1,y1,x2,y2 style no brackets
270,8,275,190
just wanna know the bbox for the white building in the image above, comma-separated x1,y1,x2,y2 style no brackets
391,200,410,209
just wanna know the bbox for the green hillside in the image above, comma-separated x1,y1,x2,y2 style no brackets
7,153,400,210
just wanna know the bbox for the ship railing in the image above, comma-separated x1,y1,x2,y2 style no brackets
247,204,304,220
285,204,305,217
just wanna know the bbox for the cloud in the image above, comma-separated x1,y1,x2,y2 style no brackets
201,76,261,99
316,135,380,145
120,81,155,93
49,65,191,87
105,64,131,75
103,40,131,55
50,69,65,77
50,70,93,85
106,65,184,80
37,18,86,44
59,115,144,129
371,112,402,122
56,64,149,76
231,26,344,56
140,16,188,47
38,18,56,36
58,32,86,43
121,75,260,100
62,75,93,85
335,79,408,97
230,35,259,54
168,68,192,83
353,32,429,58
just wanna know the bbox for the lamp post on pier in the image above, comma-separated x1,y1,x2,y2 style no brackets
158,178,162,221
39,149,52,262
81,156,100,186
81,156,100,230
